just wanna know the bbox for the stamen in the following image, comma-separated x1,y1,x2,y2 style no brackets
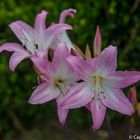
40,75,48,82
103,95,106,99
19,28,29,46
19,28,37,52
54,79,66,95
34,44,39,50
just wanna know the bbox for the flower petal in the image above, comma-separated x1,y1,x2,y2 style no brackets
53,43,70,64
9,21,36,53
58,8,76,49
45,23,72,50
108,71,140,88
93,45,117,73
28,82,60,104
101,86,134,115
89,99,106,129
56,31,74,50
66,56,93,80
9,51,30,71
62,83,93,109
56,95,69,124
57,107,69,125
0,43,27,53
59,8,77,23
31,56,50,75
34,10,48,32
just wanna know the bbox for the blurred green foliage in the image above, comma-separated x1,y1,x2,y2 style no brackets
0,0,140,138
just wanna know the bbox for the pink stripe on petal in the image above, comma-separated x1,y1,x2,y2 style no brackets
109,71,140,88
85,103,90,110
59,8,77,23
9,21,35,41
56,93,69,124
34,10,48,31
45,23,72,48
90,99,106,129
0,43,26,53
95,45,117,72
31,55,50,76
28,82,60,104
62,83,93,109
66,56,93,80
57,105,69,125
101,87,134,115
9,51,30,71
53,43,70,64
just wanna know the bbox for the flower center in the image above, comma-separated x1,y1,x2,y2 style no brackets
54,79,64,88
54,79,66,94
92,75,103,87
91,75,106,100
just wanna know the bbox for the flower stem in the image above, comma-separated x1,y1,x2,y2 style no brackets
105,114,113,139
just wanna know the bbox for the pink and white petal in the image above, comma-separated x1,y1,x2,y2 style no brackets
66,56,93,80
9,21,35,41
85,103,90,110
35,49,48,59
56,94,69,124
56,94,69,125
0,43,26,53
9,51,30,71
59,8,77,23
56,92,65,105
62,83,93,109
56,31,74,50
95,45,117,73
57,105,69,125
101,86,134,115
34,10,48,32
28,82,60,104
90,99,106,129
108,71,140,88
31,55,50,75
45,23,72,47
53,43,70,64
87,57,98,70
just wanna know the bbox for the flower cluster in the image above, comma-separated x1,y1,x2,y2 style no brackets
0,8,140,130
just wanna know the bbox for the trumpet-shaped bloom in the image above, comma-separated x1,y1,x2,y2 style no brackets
28,43,78,124
62,45,140,129
0,10,72,71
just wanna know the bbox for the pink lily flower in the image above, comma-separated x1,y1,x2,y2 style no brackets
0,10,72,71
28,43,78,124
62,45,140,129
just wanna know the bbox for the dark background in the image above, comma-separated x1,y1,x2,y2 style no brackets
0,0,140,139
